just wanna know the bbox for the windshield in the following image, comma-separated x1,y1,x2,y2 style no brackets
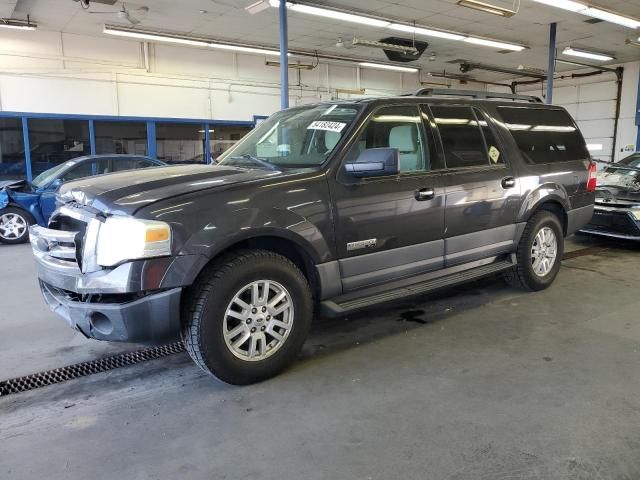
32,161,73,188
218,104,361,169
598,154,640,191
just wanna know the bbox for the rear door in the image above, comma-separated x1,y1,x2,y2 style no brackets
330,104,447,292
428,104,521,267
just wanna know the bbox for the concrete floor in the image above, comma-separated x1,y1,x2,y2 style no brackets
1,236,639,480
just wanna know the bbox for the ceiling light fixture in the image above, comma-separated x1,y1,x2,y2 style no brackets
269,1,527,51
245,0,271,15
530,0,640,29
103,25,282,56
457,0,516,17
562,46,614,62
464,37,526,51
388,23,465,41
351,37,419,54
359,62,418,73
0,17,37,31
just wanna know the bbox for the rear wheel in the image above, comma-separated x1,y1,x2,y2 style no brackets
182,250,313,385
0,207,33,244
505,210,564,291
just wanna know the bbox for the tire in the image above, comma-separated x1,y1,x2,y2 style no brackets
0,207,34,244
181,249,313,385
505,210,564,291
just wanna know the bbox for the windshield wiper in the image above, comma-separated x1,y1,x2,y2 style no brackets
229,154,279,171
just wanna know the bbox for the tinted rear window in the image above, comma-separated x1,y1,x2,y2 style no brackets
497,107,589,164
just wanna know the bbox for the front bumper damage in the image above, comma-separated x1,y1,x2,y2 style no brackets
29,206,207,343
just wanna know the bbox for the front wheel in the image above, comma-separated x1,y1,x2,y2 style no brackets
505,211,564,291
0,207,33,244
181,250,313,385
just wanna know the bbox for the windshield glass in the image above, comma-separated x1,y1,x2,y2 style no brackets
32,161,73,188
598,154,640,190
218,104,361,169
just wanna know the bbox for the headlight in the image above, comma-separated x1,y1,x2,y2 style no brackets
631,209,640,221
96,217,172,267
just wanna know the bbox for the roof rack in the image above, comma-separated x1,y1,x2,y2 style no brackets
413,88,543,104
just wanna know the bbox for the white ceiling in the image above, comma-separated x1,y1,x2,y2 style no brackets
9,0,640,81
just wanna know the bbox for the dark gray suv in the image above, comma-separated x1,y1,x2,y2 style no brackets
30,89,596,384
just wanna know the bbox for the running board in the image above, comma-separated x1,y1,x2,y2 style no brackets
320,259,515,316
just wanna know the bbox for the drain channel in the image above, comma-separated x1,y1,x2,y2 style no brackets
0,341,185,397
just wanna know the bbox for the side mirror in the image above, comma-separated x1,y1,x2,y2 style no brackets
49,178,63,190
344,148,400,178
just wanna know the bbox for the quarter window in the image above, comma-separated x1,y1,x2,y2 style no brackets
497,107,589,164
430,105,499,169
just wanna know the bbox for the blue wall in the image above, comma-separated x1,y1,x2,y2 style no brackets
0,111,258,181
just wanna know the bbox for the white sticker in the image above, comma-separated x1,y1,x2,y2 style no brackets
307,121,346,133
488,146,501,163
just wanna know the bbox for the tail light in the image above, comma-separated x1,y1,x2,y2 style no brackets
587,161,597,192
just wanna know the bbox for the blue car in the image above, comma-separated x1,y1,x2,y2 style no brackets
0,155,166,244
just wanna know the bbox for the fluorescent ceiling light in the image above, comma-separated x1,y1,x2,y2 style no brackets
104,26,281,56
270,2,526,50
583,7,640,29
388,23,465,41
457,0,516,17
464,37,526,51
286,3,390,27
359,62,418,73
0,18,37,30
562,47,614,62
530,0,640,29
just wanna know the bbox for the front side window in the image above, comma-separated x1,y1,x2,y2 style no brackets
61,161,94,182
218,104,360,169
346,105,430,173
497,106,589,164
430,105,499,169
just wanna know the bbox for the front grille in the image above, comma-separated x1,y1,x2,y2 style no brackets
586,210,640,236
30,205,98,273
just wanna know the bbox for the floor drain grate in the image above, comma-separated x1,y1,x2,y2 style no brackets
0,341,185,397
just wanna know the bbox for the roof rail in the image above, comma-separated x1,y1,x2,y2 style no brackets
413,88,543,104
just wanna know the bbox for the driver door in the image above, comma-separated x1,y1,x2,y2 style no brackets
329,104,446,292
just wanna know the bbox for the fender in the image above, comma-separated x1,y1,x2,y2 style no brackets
0,187,47,226
180,206,330,265
518,182,571,222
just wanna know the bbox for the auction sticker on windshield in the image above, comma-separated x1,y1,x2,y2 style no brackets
307,121,346,133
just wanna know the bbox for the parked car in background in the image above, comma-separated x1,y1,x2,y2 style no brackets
0,154,165,244
30,89,596,385
579,153,640,240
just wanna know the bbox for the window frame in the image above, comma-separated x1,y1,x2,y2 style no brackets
427,103,509,172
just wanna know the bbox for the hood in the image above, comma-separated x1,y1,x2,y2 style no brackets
0,179,27,190
56,164,289,215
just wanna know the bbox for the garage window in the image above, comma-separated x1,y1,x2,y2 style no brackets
156,123,206,164
0,118,26,180
497,107,589,164
28,119,91,177
94,121,148,155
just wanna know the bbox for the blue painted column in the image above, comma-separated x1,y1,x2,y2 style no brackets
88,119,96,155
279,0,289,110
546,22,557,105
147,121,157,159
21,117,32,181
204,124,212,164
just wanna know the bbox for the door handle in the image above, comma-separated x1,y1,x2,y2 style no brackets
415,187,435,201
501,177,516,189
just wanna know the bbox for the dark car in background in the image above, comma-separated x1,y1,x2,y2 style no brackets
0,154,165,244
579,153,640,240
